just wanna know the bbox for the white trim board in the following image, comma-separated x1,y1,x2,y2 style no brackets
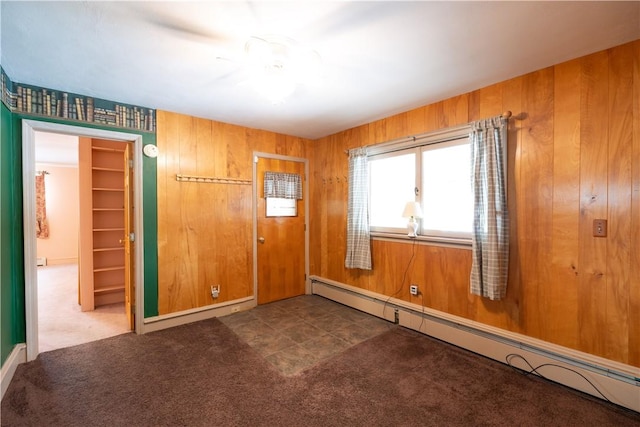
1,344,26,400
143,297,256,333
310,276,640,413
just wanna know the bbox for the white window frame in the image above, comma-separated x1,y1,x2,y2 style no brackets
367,123,474,246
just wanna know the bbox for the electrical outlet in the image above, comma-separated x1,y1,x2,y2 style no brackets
211,285,220,299
410,285,419,296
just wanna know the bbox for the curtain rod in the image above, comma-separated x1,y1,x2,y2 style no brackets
345,111,512,154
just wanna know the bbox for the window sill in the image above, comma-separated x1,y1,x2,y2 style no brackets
370,231,472,250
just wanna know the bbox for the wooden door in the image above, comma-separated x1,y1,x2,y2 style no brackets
256,157,306,304
123,143,135,330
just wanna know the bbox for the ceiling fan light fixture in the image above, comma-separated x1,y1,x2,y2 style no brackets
244,35,320,102
253,64,297,104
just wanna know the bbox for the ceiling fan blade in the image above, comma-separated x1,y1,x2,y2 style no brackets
125,3,231,45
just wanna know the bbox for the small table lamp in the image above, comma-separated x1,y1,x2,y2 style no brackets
402,202,423,238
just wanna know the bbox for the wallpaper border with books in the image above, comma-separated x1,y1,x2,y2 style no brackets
1,67,155,133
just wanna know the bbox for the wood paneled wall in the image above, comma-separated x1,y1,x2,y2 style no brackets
156,111,310,314
310,40,640,367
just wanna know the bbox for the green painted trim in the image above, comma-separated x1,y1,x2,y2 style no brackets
1,103,26,365
142,134,159,318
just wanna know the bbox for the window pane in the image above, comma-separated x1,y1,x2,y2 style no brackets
370,152,416,230
422,142,472,234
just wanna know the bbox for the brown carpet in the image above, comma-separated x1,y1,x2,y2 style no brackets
2,318,639,426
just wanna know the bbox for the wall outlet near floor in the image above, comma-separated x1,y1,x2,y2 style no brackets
410,285,419,296
211,285,220,299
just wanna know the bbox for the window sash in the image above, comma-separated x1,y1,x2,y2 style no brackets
420,137,472,240
369,149,419,234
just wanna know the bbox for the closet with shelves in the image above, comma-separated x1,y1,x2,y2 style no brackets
79,138,128,310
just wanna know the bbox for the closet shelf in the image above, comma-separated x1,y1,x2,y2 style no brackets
94,266,125,273
93,247,124,252
94,285,125,294
92,187,125,192
92,167,125,173
93,208,125,212
92,146,125,153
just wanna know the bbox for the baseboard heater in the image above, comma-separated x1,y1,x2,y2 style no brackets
310,276,640,413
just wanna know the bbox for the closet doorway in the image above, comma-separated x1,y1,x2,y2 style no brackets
34,132,131,353
23,120,145,361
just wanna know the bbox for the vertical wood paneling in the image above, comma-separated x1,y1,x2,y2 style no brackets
502,75,523,333
630,40,640,367
520,68,555,340
442,94,469,128
550,58,581,347
605,44,633,361
406,107,426,135
578,51,609,357
157,111,309,315
309,41,639,367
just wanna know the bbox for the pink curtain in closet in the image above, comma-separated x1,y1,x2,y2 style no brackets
36,172,50,239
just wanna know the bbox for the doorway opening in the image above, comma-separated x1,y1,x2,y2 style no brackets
22,120,145,361
34,131,131,352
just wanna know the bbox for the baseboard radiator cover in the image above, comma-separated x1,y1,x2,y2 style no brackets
142,297,256,333
1,343,27,400
310,276,640,413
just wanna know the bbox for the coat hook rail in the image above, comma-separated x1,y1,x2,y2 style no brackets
176,174,251,185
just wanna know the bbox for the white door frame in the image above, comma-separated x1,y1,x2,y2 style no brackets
252,152,310,300
22,119,145,361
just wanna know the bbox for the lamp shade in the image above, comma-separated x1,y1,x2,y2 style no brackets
402,202,423,219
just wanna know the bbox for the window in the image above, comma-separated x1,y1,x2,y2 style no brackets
368,124,476,242
421,139,472,238
369,151,417,232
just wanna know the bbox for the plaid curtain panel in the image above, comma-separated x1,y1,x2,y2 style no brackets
264,172,303,199
470,116,508,300
345,148,372,270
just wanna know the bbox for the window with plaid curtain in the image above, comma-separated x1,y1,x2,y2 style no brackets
470,116,508,300
345,148,371,270
264,172,303,199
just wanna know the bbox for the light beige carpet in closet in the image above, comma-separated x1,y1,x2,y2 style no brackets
37,264,130,353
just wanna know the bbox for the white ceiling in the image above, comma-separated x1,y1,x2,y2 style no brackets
1,1,639,140
35,132,78,167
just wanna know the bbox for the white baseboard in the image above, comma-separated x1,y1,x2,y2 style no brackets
142,297,256,333
1,343,27,400
310,275,640,413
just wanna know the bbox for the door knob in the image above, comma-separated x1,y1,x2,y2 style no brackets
258,237,265,244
